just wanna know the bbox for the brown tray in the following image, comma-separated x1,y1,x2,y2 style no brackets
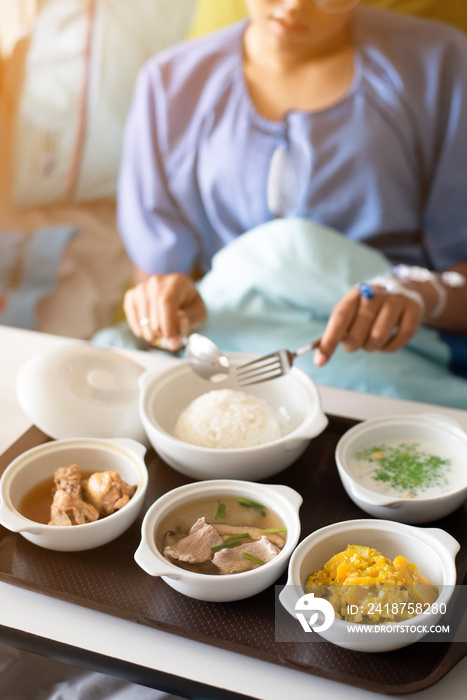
0,417,466,696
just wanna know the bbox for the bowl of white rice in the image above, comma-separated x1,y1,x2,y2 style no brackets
138,355,328,481
173,389,283,449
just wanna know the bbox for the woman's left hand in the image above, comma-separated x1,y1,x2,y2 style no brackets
314,287,423,366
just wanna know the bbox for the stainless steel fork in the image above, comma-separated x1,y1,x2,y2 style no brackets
235,339,321,386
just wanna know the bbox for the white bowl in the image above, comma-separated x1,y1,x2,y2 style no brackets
335,413,467,524
138,356,328,481
279,519,460,652
0,438,148,551
134,479,303,602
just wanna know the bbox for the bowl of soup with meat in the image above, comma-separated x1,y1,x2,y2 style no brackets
0,437,148,551
134,479,302,601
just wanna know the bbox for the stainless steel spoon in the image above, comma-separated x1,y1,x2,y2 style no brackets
184,333,231,382
152,332,231,382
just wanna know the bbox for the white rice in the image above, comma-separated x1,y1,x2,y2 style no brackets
173,389,282,449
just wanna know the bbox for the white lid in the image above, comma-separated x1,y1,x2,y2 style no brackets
16,345,147,443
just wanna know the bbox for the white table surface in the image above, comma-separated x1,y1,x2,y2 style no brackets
1,324,466,700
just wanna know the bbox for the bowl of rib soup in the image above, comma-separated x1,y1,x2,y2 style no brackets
0,437,148,551
134,479,302,601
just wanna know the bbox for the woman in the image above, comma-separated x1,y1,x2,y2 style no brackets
118,0,467,367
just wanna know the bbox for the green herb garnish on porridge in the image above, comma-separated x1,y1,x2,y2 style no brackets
354,442,450,496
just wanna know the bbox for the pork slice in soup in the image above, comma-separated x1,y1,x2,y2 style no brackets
158,495,286,575
212,536,280,574
164,517,222,564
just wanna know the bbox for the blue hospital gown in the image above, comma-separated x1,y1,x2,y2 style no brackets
118,6,467,277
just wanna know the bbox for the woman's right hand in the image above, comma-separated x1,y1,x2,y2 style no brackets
123,273,207,350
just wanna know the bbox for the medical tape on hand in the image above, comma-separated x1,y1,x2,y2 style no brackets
364,275,425,313
422,276,447,319
391,265,448,320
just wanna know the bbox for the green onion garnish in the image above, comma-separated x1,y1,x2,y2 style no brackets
257,528,287,534
175,524,182,534
243,553,265,566
237,497,266,511
214,500,226,520
223,533,249,542
211,540,243,552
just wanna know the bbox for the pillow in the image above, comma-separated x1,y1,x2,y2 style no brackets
13,0,197,207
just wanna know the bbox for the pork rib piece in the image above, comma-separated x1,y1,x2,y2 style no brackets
49,489,99,526
212,536,280,575
53,464,82,496
164,517,223,564
82,471,136,516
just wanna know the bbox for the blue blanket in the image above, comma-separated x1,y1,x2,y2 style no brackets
93,219,467,409
197,219,467,409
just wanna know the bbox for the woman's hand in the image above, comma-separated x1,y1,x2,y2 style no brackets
314,286,424,366
124,273,207,350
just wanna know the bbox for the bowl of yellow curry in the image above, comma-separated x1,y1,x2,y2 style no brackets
279,519,459,652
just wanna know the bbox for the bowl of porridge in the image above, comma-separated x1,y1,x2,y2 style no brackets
335,413,467,523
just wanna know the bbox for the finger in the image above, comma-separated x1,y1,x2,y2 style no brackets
314,290,361,366
181,293,207,330
362,298,405,351
145,277,162,343
380,302,422,352
123,290,144,338
341,296,385,353
157,277,186,349
133,284,156,344
158,277,207,349
178,311,190,337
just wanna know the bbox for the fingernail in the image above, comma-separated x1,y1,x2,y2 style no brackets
167,336,180,352
314,349,328,366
